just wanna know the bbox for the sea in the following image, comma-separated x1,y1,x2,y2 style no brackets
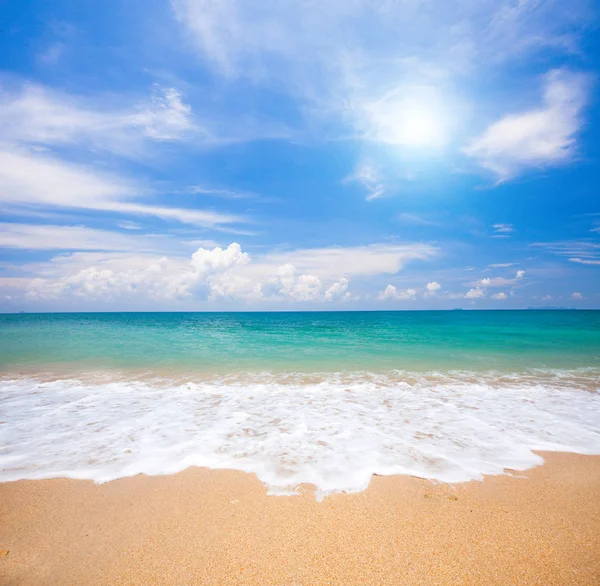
1,310,599,499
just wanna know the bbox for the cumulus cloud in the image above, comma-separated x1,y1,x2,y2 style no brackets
324,277,349,301
261,264,322,302
571,291,584,300
472,270,525,288
26,243,251,302
208,272,262,301
465,287,485,299
426,281,441,292
465,70,590,180
191,242,249,273
379,285,417,301
19,240,439,307
491,292,507,300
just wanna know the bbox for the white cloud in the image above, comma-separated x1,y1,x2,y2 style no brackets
0,149,245,229
208,272,262,301
188,185,257,199
569,257,600,266
324,278,349,301
488,263,515,268
465,287,485,299
532,241,600,265
259,264,324,302
172,0,589,153
172,1,587,81
471,270,525,288
491,292,507,300
571,291,584,300
379,285,417,301
345,159,385,201
0,83,197,157
397,213,438,226
191,242,249,273
0,82,250,231
288,273,322,301
465,70,590,180
260,243,438,279
426,281,441,292
0,223,185,252
117,221,142,230
26,242,250,302
15,241,434,307
492,223,515,236
355,86,448,148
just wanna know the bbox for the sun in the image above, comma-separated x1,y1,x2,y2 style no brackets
396,105,445,147
367,89,448,149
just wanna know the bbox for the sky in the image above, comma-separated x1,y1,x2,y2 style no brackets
0,0,599,311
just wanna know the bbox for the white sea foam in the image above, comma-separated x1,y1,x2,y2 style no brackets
1,370,599,499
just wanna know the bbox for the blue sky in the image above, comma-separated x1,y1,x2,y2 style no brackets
0,0,599,311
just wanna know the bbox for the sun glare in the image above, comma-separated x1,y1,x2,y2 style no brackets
367,90,448,149
396,106,445,147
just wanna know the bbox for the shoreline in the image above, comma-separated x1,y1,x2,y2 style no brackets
1,451,599,585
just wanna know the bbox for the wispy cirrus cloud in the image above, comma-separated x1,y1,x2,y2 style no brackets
0,222,208,253
569,257,600,266
0,148,246,229
171,0,591,151
491,223,515,237
464,70,591,180
171,0,589,82
259,243,439,279
0,82,198,157
397,213,440,227
532,240,600,265
344,159,385,201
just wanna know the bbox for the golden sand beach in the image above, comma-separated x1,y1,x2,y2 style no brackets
1,452,599,585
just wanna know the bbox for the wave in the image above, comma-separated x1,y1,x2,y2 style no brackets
1,369,599,499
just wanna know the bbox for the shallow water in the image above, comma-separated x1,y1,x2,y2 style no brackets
1,311,599,497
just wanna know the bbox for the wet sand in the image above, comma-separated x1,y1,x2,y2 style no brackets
1,452,599,585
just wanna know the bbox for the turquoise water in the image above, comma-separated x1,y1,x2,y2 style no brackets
1,310,599,374
1,310,599,495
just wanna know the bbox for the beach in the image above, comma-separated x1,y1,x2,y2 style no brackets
1,312,599,584
1,451,599,585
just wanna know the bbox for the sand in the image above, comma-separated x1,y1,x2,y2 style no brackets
1,452,599,585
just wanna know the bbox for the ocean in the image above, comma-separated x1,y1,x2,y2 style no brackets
1,310,599,498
